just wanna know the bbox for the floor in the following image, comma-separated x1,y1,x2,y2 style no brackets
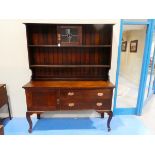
140,94,155,134
3,115,150,135
117,73,154,108
117,75,138,108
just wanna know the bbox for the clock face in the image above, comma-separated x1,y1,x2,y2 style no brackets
57,26,82,45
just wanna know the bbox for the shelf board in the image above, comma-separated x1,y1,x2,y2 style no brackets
32,77,106,81
30,65,110,68
28,45,111,48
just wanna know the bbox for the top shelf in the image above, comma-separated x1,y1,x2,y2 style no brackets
28,45,112,48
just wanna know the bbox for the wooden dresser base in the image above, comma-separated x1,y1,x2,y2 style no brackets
23,81,115,133
26,111,113,133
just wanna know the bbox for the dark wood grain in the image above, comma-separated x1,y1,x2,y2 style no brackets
0,84,7,108
28,46,111,80
25,24,113,81
24,86,113,111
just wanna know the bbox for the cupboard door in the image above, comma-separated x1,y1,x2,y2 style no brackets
25,89,59,111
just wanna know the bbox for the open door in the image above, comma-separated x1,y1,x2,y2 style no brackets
144,28,155,104
113,19,154,115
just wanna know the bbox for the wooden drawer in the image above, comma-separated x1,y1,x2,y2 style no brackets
92,99,112,110
79,99,112,110
60,89,112,99
60,98,79,110
60,98,112,110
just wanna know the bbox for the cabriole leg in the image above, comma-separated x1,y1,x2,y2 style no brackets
26,112,32,133
106,111,113,132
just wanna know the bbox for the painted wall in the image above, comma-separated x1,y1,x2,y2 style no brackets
0,20,120,117
120,28,146,86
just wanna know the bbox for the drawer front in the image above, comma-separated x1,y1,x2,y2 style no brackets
79,99,112,110
60,98,112,110
25,89,59,111
60,98,79,110
60,89,113,100
76,98,112,110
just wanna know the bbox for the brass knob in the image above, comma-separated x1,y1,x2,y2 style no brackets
68,103,75,107
97,93,104,96
68,92,74,96
96,102,102,107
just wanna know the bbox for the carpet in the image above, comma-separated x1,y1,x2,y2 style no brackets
3,115,150,135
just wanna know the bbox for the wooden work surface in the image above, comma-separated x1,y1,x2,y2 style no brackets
23,81,115,89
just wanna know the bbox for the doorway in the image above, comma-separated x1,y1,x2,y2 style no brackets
113,19,155,115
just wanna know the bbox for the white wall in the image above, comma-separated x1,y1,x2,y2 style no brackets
0,20,120,117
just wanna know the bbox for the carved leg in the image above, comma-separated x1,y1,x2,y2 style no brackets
106,111,113,132
37,113,41,119
26,112,32,133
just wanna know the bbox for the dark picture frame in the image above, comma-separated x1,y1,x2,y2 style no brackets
121,41,127,52
130,40,138,53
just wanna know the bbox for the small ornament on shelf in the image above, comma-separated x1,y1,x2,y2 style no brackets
57,33,61,47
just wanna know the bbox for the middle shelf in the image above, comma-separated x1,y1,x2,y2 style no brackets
30,65,110,68
28,45,112,48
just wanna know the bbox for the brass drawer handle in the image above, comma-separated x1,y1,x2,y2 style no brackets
68,103,75,107
96,102,103,107
97,93,104,96
68,92,74,96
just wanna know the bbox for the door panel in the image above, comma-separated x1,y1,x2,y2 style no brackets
26,89,58,111
117,24,147,108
